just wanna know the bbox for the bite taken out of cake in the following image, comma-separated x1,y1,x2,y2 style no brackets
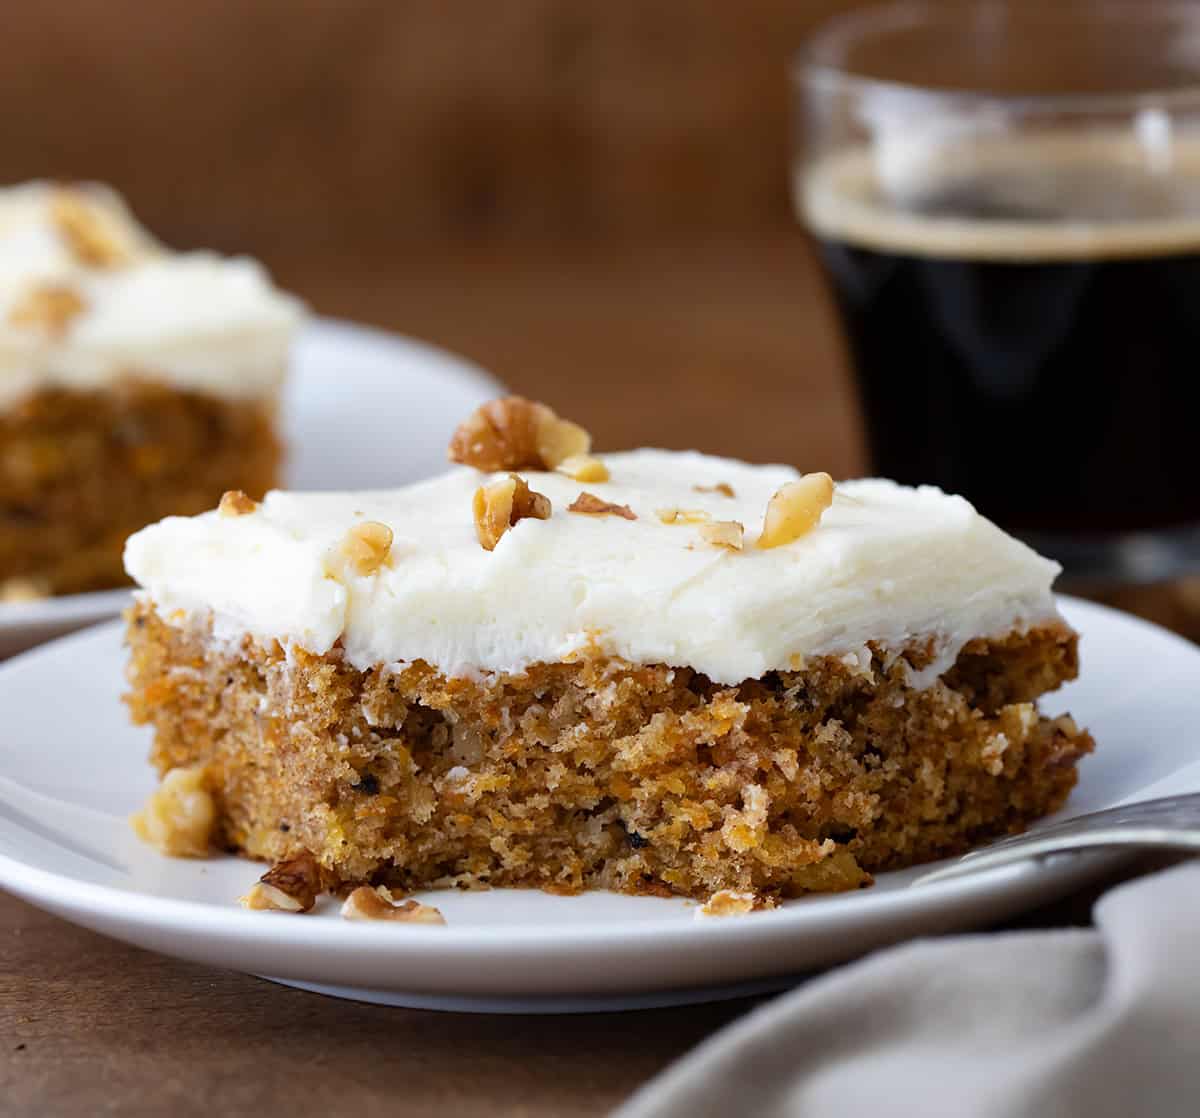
0,182,304,597
123,397,1092,915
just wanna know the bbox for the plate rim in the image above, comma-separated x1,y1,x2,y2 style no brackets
293,315,501,403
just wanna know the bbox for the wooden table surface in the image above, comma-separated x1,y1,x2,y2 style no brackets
2,233,1196,1116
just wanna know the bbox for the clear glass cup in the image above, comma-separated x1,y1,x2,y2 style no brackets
794,1,1200,588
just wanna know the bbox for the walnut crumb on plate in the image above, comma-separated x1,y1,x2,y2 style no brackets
341,886,446,925
696,890,759,918
240,851,322,913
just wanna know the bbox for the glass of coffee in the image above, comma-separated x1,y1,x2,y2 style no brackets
795,1,1200,587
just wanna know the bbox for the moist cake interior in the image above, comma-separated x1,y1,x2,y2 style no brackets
126,603,1092,900
2,383,279,594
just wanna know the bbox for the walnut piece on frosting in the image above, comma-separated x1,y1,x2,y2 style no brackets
657,507,711,525
130,765,215,858
694,482,735,498
698,520,744,551
474,474,552,550
449,396,591,472
341,885,446,925
757,473,835,549
49,189,130,268
555,454,610,483
7,283,87,336
568,492,636,520
340,520,394,574
218,489,257,517
240,851,322,913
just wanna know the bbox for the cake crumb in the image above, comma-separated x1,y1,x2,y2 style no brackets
980,733,1010,776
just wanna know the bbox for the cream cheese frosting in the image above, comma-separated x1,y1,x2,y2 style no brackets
124,449,1063,686
0,182,304,408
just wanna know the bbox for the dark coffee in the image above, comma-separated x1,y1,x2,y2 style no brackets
804,147,1200,537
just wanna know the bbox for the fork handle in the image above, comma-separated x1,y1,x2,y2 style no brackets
911,826,1200,887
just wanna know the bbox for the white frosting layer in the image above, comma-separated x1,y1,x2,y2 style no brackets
0,182,305,408
124,450,1064,686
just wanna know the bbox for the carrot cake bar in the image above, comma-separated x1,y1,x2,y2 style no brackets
0,182,303,596
123,398,1092,906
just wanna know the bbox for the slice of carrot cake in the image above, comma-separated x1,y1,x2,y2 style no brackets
0,182,304,596
123,397,1092,907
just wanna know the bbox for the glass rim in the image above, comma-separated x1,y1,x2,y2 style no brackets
794,0,1200,113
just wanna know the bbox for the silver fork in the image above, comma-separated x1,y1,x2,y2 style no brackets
911,793,1200,886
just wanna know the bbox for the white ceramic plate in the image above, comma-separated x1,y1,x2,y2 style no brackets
0,318,501,657
0,597,1195,1012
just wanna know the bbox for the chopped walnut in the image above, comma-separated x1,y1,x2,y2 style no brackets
448,396,591,471
130,766,215,858
49,189,130,267
341,885,446,925
1051,714,1079,737
1045,714,1090,770
757,473,835,549
555,454,610,483
340,520,394,574
217,489,257,517
7,283,87,335
0,576,49,603
568,492,636,520
695,889,758,919
698,520,744,550
240,851,322,913
535,414,591,470
473,474,551,551
656,507,711,525
694,482,735,498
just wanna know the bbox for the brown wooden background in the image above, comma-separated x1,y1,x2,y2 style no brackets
1,0,881,477
2,1,860,251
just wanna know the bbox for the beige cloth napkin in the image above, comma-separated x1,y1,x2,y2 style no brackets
618,864,1200,1118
